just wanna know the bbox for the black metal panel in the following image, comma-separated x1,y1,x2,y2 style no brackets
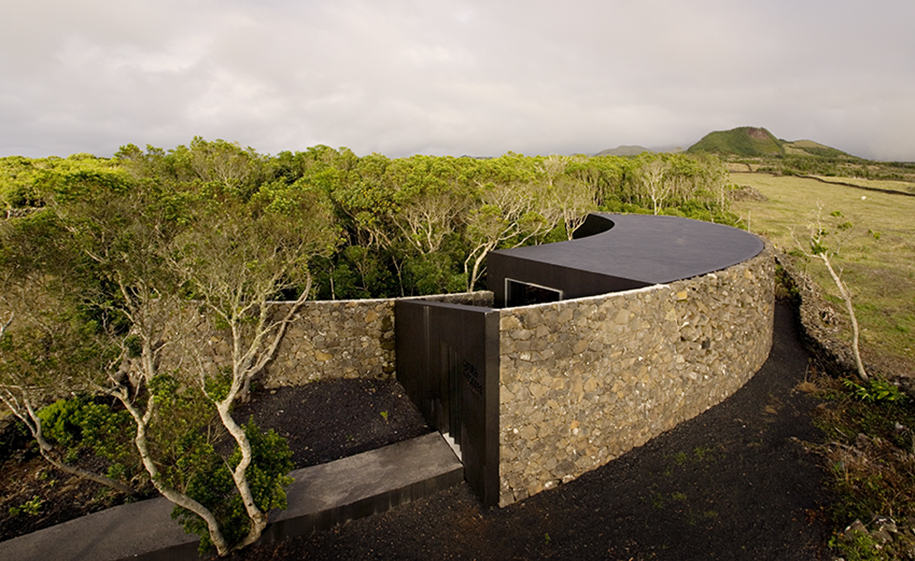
394,302,430,423
394,300,500,506
488,253,649,307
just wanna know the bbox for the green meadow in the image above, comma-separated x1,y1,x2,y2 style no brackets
730,172,915,375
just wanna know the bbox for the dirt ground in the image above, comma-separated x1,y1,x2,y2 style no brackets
2,300,833,559
233,376,431,469
231,299,832,561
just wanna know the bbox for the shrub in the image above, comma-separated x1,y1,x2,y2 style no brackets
37,396,138,479
842,378,907,404
171,419,293,553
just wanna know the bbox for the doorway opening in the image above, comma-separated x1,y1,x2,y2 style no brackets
505,278,563,307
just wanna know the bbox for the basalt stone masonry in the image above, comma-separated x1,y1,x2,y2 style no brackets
231,213,772,509
496,245,774,505
261,291,493,388
393,214,774,507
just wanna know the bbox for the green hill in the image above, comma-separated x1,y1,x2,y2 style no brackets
595,145,651,156
687,126,784,157
781,139,853,159
687,126,855,159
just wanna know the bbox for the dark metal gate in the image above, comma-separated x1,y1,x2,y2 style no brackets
394,299,500,506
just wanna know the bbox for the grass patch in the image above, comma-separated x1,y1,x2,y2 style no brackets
730,172,915,373
829,524,897,561
810,371,915,559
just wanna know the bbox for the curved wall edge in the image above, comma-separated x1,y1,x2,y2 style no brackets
489,213,765,307
496,244,775,505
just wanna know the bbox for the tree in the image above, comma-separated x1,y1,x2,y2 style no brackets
5,162,337,555
0,264,136,496
41,167,245,552
462,155,551,291
634,156,671,215
388,156,471,256
692,153,729,212
0,206,141,495
565,155,625,214
376,156,473,295
796,205,868,381
155,179,335,552
538,155,598,240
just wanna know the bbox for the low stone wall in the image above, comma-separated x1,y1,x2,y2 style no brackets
261,291,493,388
497,245,775,506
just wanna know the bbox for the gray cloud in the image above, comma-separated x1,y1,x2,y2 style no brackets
2,0,913,160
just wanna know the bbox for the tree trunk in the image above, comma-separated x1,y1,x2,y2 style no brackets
818,253,868,381
119,393,232,556
466,250,488,293
215,399,267,549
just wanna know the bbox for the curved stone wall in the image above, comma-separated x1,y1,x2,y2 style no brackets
497,245,775,505
239,219,775,509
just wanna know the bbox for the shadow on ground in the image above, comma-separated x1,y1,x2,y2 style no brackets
234,299,832,561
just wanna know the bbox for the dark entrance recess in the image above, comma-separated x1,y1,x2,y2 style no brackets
394,300,500,506
505,279,562,307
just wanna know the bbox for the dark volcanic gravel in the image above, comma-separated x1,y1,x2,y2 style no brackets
232,300,832,561
236,377,431,468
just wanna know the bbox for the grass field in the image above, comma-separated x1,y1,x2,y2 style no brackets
729,172,915,377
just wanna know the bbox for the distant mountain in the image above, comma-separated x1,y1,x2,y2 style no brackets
687,126,784,157
686,126,855,159
595,144,684,157
596,145,651,156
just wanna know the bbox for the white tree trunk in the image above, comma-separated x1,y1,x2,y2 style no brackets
215,398,267,549
818,253,868,381
118,391,231,556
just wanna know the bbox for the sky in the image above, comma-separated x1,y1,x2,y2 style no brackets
2,0,914,161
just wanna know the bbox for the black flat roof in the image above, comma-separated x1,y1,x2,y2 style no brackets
490,214,764,285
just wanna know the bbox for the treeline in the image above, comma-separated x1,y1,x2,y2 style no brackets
1,139,736,299
756,155,868,178
751,154,915,182
0,139,736,554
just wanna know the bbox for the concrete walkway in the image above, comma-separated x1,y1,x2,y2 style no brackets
0,432,462,561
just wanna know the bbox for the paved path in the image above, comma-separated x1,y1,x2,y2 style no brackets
0,432,462,561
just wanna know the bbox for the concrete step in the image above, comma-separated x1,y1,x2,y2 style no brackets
0,432,463,561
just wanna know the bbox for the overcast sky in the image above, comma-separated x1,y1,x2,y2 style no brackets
2,0,914,160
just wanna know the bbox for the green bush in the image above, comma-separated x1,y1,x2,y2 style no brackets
843,378,907,404
171,419,293,553
8,495,43,517
37,396,137,476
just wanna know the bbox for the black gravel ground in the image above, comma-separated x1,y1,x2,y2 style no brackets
237,377,431,469
233,299,832,561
